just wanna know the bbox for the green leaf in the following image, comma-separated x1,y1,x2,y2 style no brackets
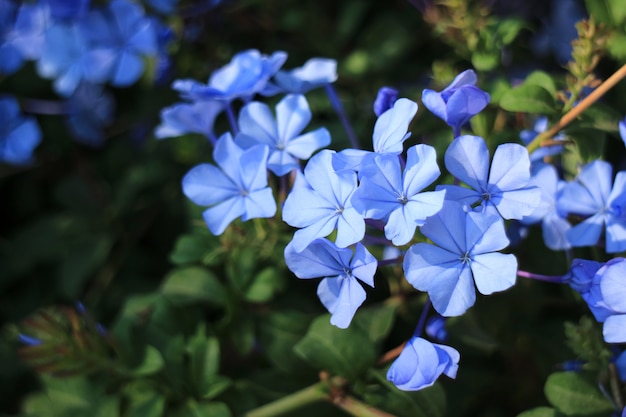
244,267,284,303
131,345,165,376
500,85,556,114
517,407,562,417
172,400,232,417
471,52,499,72
524,71,557,98
161,266,227,306
169,233,220,265
495,18,526,45
294,315,376,381
544,372,614,415
187,325,231,399
57,234,113,298
607,32,626,61
259,311,314,374
362,369,446,417
123,381,165,417
585,0,626,26
352,303,397,344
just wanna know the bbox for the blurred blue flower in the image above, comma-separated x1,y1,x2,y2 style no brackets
556,160,626,253
519,116,565,162
387,336,459,391
270,57,337,94
404,201,517,316
520,163,571,250
422,70,490,136
531,0,585,64
18,334,42,346
155,100,224,141
173,49,287,102
11,3,50,62
65,82,114,147
0,96,42,165
80,0,157,87
351,144,445,245
425,315,447,342
236,94,331,176
570,257,626,343
283,149,364,252
146,0,178,14
41,0,90,21
565,258,603,294
0,1,26,74
619,116,626,148
182,133,276,235
332,98,418,172
284,238,377,328
373,86,398,117
438,135,541,220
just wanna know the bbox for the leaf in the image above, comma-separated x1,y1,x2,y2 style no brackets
244,267,285,303
524,71,557,98
585,0,626,26
517,407,562,417
294,314,376,381
607,32,626,60
131,345,165,376
495,18,526,45
123,381,166,417
187,325,231,399
352,303,397,344
259,311,314,374
172,400,232,417
500,85,556,114
57,234,113,298
544,372,614,415
362,369,446,417
169,233,220,265
471,52,499,72
161,266,227,306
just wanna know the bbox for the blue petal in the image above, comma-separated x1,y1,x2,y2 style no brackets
566,214,605,247
445,69,477,90
350,243,377,287
284,238,351,279
371,98,417,154
351,154,403,218
238,101,278,147
276,94,311,140
489,143,531,190
606,215,626,253
419,201,467,253
466,210,509,254
558,180,601,216
332,148,370,172
335,207,365,248
421,89,446,122
242,187,276,220
285,127,331,160
603,314,626,343
495,187,542,220
599,259,626,312
202,196,246,235
471,252,517,295
542,212,572,250
289,215,338,253
2,116,41,164
111,51,144,86
240,144,269,192
444,135,489,191
213,133,244,183
318,276,366,329
445,86,490,128
577,160,613,207
182,163,236,206
403,144,441,196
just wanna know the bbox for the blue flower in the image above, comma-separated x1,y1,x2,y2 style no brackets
556,160,626,253
438,135,541,220
65,82,114,147
519,116,565,162
404,201,517,316
11,3,50,62
520,163,571,250
373,86,398,117
422,70,490,136
332,98,418,172
235,94,331,176
284,238,377,328
282,149,365,252
18,334,42,346
619,116,626,148
565,258,604,294
386,336,459,391
351,144,445,245
0,1,26,74
571,257,626,343
155,101,224,141
182,133,276,235
173,49,287,102
42,0,90,21
80,0,157,87
270,57,337,94
425,316,448,342
0,96,42,165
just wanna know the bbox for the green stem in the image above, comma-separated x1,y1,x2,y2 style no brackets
334,396,397,417
245,381,329,417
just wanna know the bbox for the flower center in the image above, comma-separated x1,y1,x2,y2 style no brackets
397,193,409,205
459,252,471,264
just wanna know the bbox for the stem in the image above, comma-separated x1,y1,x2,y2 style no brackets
517,270,567,283
333,396,397,417
226,102,239,135
325,84,360,149
21,98,68,115
527,63,626,153
245,381,328,417
378,257,403,267
452,125,461,138
414,297,432,337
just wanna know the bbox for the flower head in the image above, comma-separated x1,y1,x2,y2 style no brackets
421,70,490,136
387,336,459,391
0,95,42,165
182,133,276,235
373,86,399,117
270,57,337,94
284,238,377,328
404,201,517,316
236,94,331,176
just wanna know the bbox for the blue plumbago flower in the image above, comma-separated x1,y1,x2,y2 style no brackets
155,100,224,141
531,0,586,64
619,116,626,148
284,238,377,328
570,257,626,343
18,334,42,346
404,201,517,317
520,163,571,250
565,258,604,294
425,315,448,342
146,0,178,14
235,94,331,176
351,144,445,245
66,82,114,147
182,133,276,235
373,86,398,117
11,3,50,62
421,70,490,137
438,135,541,220
173,49,287,102
0,1,26,75
386,336,459,391
42,0,90,21
282,149,365,252
519,116,565,162
36,22,102,96
556,160,626,253
0,96,42,165
80,0,157,87
269,57,337,94
332,98,418,172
